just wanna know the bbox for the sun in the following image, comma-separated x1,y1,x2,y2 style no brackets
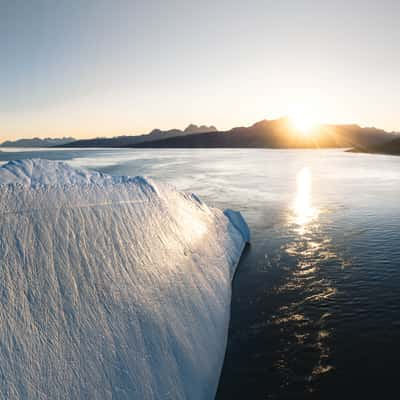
289,111,318,136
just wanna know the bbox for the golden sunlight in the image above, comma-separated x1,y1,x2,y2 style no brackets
289,110,318,135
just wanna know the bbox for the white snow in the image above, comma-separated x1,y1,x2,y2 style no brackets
0,159,249,399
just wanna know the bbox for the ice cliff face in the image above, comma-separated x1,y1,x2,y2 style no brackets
0,159,249,399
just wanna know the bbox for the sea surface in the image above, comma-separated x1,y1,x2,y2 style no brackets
1,148,400,399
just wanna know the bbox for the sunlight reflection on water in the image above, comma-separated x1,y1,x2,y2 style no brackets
292,167,319,233
272,166,340,387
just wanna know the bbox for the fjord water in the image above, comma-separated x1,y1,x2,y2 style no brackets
1,148,400,398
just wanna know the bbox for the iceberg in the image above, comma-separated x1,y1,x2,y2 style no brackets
0,159,249,399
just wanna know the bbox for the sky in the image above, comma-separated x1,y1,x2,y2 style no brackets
1,0,399,140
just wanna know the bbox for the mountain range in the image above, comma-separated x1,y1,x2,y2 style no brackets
59,124,217,148
0,137,75,147
3,119,398,151
128,118,397,149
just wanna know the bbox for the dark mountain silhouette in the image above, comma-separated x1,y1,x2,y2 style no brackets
184,124,217,134
60,124,217,148
128,118,397,149
1,137,75,147
350,137,400,155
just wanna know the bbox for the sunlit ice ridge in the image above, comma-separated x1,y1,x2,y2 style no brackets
0,159,249,399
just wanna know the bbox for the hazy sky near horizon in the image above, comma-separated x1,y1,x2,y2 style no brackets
1,0,399,140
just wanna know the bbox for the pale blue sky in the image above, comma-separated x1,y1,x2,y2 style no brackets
1,0,399,139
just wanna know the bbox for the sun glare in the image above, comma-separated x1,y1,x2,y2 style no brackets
290,111,318,135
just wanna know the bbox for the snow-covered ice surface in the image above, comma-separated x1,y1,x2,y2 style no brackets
0,159,249,399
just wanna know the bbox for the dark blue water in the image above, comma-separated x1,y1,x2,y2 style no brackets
2,148,400,398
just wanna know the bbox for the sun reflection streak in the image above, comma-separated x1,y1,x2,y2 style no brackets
292,167,318,232
269,166,338,387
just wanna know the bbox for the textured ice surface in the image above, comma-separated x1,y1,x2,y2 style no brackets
0,159,249,399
